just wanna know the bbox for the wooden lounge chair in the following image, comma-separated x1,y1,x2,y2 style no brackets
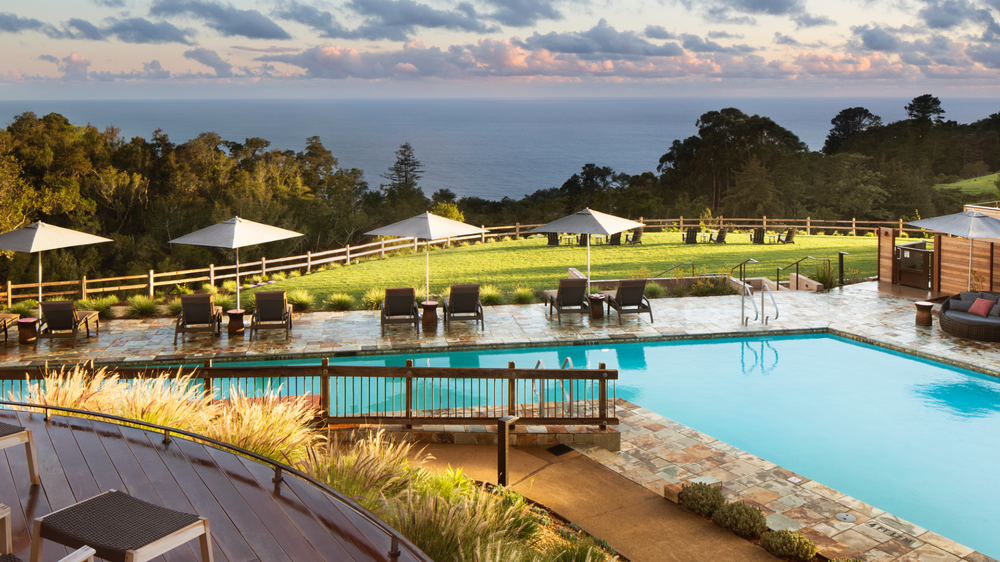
173,294,222,344
627,228,643,244
3,504,95,562
546,233,560,246
0,313,19,344
600,279,653,325
684,227,699,244
0,420,39,485
711,228,728,244
37,301,99,349
752,228,765,245
442,284,484,330
577,234,590,246
381,287,420,335
608,233,623,245
542,278,590,324
779,228,796,244
28,490,212,562
249,290,292,340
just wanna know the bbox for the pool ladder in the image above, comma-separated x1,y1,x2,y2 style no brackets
741,284,779,325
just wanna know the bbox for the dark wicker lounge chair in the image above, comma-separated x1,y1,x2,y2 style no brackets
28,490,212,562
381,287,420,335
0,420,39,485
779,228,796,244
684,227,699,244
542,278,590,324
600,279,653,325
711,228,728,244
3,503,95,562
173,294,222,344
627,228,643,244
37,301,99,349
939,291,1000,342
752,228,765,244
442,284,484,330
249,290,292,340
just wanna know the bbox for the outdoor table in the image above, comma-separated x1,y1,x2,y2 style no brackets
588,295,605,320
767,234,778,243
915,301,934,326
698,232,712,243
559,235,574,245
422,301,439,327
227,309,245,336
17,318,38,345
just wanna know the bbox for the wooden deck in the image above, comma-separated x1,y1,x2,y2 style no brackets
0,410,426,562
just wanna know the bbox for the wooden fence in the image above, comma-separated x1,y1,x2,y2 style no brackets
2,215,915,305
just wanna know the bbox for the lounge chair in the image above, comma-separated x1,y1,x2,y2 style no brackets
381,287,420,335
779,228,796,244
752,228,765,244
173,294,222,344
711,228,728,244
684,227,699,244
627,228,643,244
37,301,99,349
600,279,654,325
3,504,95,562
0,420,39,485
577,234,589,246
442,284,484,330
546,233,560,246
28,490,212,562
0,313,19,344
249,290,292,340
542,278,590,324
608,233,623,245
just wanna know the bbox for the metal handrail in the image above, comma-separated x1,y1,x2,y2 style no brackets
741,283,759,326
762,284,779,325
730,258,759,285
653,262,694,279
0,400,432,562
776,256,831,290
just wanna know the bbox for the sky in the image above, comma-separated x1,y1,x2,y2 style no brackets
3,0,1000,98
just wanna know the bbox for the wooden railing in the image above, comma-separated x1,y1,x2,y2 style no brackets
0,359,619,427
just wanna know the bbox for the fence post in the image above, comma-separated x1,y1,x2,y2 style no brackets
852,217,857,236
261,256,267,276
515,222,520,238
508,361,516,416
148,270,154,297
599,362,608,430
806,217,811,235
481,227,486,244
345,245,351,265
306,251,312,273
379,241,385,258
763,216,767,231
899,218,903,232
414,237,418,252
406,359,414,429
719,215,724,229
5,281,10,307
679,216,684,230
81,276,87,300
203,360,214,399
209,264,215,286
320,357,330,419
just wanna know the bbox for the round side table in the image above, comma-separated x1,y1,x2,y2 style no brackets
227,309,245,336
915,301,934,326
421,301,438,328
18,318,38,345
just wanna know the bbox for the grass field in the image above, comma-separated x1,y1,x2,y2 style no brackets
933,173,1000,199
246,232,883,308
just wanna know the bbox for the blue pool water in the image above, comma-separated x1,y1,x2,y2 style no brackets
316,335,1000,556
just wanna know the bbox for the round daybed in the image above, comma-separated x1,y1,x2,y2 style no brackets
939,291,1000,342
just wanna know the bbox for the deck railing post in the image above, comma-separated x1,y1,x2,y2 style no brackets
81,276,87,300
148,270,154,297
497,416,519,486
507,361,516,416
598,362,608,429
388,537,401,560
406,359,414,428
203,360,214,399
320,358,330,419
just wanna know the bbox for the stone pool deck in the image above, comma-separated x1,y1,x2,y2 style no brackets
1,282,998,561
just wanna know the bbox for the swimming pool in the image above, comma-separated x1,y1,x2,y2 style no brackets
317,334,1000,556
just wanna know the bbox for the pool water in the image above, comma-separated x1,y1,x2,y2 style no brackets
321,335,1000,556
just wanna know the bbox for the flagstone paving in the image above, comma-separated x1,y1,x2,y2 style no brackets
1,281,998,561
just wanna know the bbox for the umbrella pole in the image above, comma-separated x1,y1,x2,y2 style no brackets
968,239,973,291
587,235,591,294
425,241,430,302
236,248,241,310
38,252,42,312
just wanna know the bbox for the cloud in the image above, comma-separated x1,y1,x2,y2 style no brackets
917,0,982,29
38,54,59,63
67,19,105,40
707,30,744,38
681,33,755,52
517,19,683,59
151,0,292,40
40,52,92,80
644,25,677,40
345,0,500,41
793,13,836,28
92,0,126,6
63,16,195,44
773,31,823,47
231,45,302,53
482,0,563,27
682,0,832,29
0,12,63,37
92,60,173,81
183,46,234,77
271,1,352,38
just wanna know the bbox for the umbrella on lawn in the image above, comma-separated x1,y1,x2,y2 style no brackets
169,217,303,310
365,212,487,299
907,210,1000,290
0,221,112,307
529,208,644,292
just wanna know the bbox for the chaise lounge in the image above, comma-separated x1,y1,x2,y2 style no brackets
543,278,590,324
37,301,99,349
442,284,484,330
174,294,222,344
381,287,420,335
939,291,1000,342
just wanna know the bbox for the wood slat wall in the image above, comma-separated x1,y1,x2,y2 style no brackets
878,228,895,282
936,236,997,294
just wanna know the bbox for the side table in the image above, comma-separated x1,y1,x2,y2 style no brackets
421,301,438,328
227,309,245,336
588,295,605,320
915,301,933,326
18,317,38,345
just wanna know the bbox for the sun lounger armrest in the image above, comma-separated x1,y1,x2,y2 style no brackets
61,546,97,562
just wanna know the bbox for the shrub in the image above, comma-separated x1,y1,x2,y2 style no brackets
125,295,161,318
113,372,216,432
761,531,817,561
415,467,476,502
323,293,355,311
166,298,184,316
270,271,287,282
288,270,302,278
672,284,688,298
544,535,612,562
679,482,724,517
215,294,237,312
362,287,386,310
201,283,219,295
511,286,535,304
480,284,504,306
644,283,665,298
171,284,194,295
75,295,118,320
811,263,837,290
221,280,239,293
249,274,267,284
713,501,767,540
286,289,314,311
5,300,37,318
240,293,256,314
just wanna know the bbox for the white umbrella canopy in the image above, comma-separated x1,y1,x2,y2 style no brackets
0,221,112,306
169,216,303,309
366,212,487,298
907,210,1000,290
529,208,644,290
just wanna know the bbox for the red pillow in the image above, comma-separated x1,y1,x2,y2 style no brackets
969,298,993,317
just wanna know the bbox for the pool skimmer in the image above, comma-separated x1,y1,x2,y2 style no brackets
835,513,857,523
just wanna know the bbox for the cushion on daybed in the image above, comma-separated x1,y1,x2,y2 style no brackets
992,304,1000,317
969,298,994,317
949,299,974,312
960,291,982,301
943,310,1000,326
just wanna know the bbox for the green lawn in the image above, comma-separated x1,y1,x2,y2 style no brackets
248,232,881,307
933,173,1000,199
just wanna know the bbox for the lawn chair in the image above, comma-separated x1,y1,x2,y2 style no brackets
779,228,796,244
442,284,484,330
752,228,765,244
577,234,589,246
711,227,728,244
173,294,222,344
249,290,292,340
381,287,420,335
547,233,560,246
627,228,643,244
542,278,590,324
28,490,212,562
3,504,96,562
608,233,623,245
600,279,653,325
0,313,19,345
37,301,99,349
684,227,699,244
0,420,39,485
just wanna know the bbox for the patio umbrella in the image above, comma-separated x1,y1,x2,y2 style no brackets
0,221,112,306
907,210,1000,290
365,212,487,299
529,208,644,291
169,217,303,310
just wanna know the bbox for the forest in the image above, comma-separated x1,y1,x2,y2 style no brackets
0,94,995,284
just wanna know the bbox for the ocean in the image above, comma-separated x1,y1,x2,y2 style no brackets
1,97,997,200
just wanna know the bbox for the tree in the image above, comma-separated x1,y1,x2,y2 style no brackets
722,156,783,218
378,142,429,222
905,95,945,124
816,154,888,219
431,188,456,204
823,107,883,155
429,201,464,222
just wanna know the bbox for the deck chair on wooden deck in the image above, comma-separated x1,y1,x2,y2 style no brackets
0,420,39,485
779,228,796,244
37,301,99,349
381,287,420,335
443,284,484,330
627,228,643,244
249,291,292,340
0,314,19,345
600,279,653,325
711,228,728,244
752,228,765,244
28,490,212,562
173,294,222,344
542,278,590,324
684,227,699,244
3,504,96,562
